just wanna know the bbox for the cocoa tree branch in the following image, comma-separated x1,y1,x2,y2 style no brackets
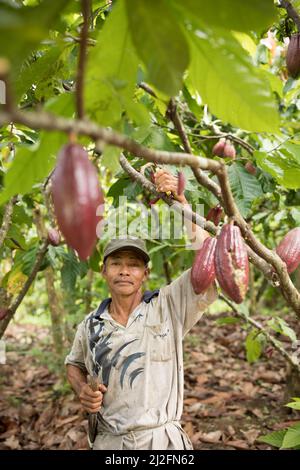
219,293,300,373
76,0,90,119
0,107,299,314
0,196,17,249
166,98,223,202
0,239,49,338
279,0,300,32
0,110,221,171
119,153,216,233
118,154,276,283
139,82,223,201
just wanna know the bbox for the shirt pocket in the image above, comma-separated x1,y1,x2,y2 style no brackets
145,323,172,362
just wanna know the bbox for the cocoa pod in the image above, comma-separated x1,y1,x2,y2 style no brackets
206,205,223,226
51,143,104,260
276,227,300,274
215,223,249,303
177,171,186,196
191,237,217,294
245,161,257,175
286,33,300,78
212,138,226,156
0,308,10,320
47,228,60,246
223,140,236,159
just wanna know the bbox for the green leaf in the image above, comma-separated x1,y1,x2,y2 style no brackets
0,93,74,206
228,163,263,217
245,329,264,363
215,316,241,326
85,0,139,127
267,318,297,343
255,150,300,189
281,423,300,449
257,429,286,448
0,0,71,73
286,400,300,411
61,250,86,291
101,145,121,175
126,0,190,96
170,0,277,34
187,28,280,132
6,224,27,251
15,45,71,101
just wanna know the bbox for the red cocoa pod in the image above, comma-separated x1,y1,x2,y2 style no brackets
47,228,60,246
245,161,257,175
215,223,249,303
276,227,300,274
286,33,300,78
51,143,104,260
0,308,10,320
177,171,186,196
223,140,236,159
206,204,223,226
212,138,226,156
191,237,217,294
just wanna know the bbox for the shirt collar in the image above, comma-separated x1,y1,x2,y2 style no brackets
93,289,159,320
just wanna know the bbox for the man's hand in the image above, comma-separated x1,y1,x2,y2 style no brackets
153,168,187,204
79,383,107,413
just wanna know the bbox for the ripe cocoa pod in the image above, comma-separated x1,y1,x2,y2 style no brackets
276,227,300,274
215,223,249,303
191,237,217,294
212,138,226,156
0,308,10,320
206,205,223,226
47,228,60,246
245,161,257,175
177,171,186,196
223,140,236,159
286,33,300,78
51,143,104,260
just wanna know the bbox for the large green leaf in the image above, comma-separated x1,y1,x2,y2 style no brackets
257,429,286,448
85,0,139,127
255,149,300,189
125,0,190,96
281,423,300,449
15,45,71,102
228,163,263,217
0,0,71,73
0,94,73,206
170,0,277,34
187,28,280,132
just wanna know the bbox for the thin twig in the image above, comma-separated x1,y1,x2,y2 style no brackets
76,0,90,119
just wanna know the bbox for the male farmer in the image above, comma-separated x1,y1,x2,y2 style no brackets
65,169,217,450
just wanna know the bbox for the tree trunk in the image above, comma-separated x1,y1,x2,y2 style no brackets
33,207,64,354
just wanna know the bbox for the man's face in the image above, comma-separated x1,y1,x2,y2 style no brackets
101,250,149,296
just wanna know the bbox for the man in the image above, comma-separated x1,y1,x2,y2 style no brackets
65,169,217,450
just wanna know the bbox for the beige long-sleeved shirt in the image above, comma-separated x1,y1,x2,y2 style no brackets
65,268,217,450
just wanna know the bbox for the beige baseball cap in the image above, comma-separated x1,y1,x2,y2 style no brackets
103,237,150,263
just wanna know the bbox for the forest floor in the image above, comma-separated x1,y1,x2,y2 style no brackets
0,312,300,450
